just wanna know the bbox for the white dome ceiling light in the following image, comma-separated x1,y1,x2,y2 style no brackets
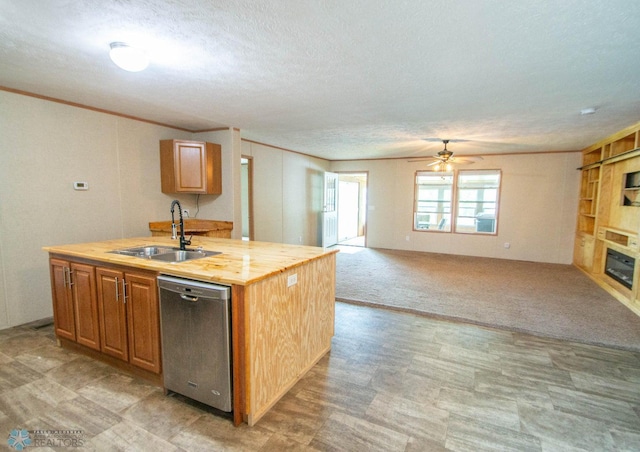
109,42,149,72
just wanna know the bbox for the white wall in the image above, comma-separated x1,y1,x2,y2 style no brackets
331,151,581,264
241,141,330,246
192,128,242,239
0,91,236,329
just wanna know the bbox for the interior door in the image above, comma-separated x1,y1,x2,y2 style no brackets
322,172,339,248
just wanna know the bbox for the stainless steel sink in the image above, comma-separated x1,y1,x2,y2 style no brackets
108,246,220,262
150,249,221,263
108,246,174,257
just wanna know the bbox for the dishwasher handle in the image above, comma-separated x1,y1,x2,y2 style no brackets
180,293,200,302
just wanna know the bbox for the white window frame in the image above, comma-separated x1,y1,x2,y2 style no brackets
413,171,453,232
413,169,501,235
455,170,501,235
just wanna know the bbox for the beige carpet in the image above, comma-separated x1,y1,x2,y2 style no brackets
335,247,640,351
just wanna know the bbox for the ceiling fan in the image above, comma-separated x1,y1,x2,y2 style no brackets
407,139,483,169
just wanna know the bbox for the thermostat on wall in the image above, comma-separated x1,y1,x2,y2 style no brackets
73,181,89,190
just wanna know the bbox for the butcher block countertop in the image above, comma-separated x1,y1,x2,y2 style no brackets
43,236,337,286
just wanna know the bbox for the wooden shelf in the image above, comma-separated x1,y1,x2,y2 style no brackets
581,148,603,166
577,164,600,234
622,170,640,206
607,132,637,158
577,215,596,234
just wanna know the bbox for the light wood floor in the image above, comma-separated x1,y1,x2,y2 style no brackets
1,302,639,451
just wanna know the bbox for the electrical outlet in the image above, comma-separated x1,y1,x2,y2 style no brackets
182,209,189,218
287,273,298,287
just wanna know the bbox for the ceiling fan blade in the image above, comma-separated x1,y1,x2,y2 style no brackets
421,138,471,143
451,156,484,164
406,158,440,163
407,139,486,163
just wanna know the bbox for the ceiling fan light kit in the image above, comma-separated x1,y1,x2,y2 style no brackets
433,161,453,172
430,140,459,171
408,139,484,168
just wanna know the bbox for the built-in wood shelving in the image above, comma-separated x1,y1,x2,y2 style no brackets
574,120,640,317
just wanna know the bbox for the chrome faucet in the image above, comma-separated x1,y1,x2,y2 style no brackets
170,200,191,250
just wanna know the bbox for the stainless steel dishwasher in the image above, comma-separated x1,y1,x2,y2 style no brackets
158,275,232,412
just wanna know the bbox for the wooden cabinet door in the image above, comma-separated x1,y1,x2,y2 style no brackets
125,272,161,374
96,267,128,362
49,258,75,341
174,141,207,193
70,262,100,351
160,140,221,194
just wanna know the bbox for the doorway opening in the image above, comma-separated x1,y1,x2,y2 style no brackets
241,156,254,241
337,172,368,247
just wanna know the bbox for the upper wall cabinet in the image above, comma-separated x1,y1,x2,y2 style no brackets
160,140,222,194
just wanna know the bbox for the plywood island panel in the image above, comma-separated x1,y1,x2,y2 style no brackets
43,236,338,426
244,255,335,424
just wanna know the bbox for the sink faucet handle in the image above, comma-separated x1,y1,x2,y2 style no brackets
178,234,192,250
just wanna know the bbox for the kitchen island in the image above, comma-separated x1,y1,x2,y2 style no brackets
43,236,337,426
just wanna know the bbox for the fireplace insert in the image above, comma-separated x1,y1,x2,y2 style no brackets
605,248,635,290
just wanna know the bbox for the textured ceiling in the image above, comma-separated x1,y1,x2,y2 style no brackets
1,0,640,160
